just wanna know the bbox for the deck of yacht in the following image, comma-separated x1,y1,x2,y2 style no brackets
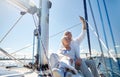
0,66,38,77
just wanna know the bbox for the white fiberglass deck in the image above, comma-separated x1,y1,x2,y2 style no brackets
0,67,38,77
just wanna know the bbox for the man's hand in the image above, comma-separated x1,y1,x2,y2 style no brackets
75,58,82,66
79,16,86,30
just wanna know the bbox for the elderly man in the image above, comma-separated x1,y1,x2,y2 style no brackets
60,16,99,77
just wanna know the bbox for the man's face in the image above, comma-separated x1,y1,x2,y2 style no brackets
64,31,72,41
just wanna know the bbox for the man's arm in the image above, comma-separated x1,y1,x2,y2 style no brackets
80,16,86,30
74,16,87,45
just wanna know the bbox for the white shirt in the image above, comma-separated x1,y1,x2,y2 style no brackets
58,30,86,60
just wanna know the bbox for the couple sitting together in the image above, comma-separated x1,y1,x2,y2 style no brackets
50,16,100,77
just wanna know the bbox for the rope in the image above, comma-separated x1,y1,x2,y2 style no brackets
96,0,114,76
102,0,120,71
83,0,92,57
0,15,24,43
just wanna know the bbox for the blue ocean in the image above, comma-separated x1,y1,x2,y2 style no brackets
0,58,120,77
93,57,120,77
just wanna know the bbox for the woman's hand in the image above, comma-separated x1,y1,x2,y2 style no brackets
70,58,73,64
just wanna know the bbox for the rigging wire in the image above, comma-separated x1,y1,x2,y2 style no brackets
32,31,36,64
0,12,26,44
10,14,38,55
0,47,26,65
32,15,38,28
102,0,120,71
86,18,120,76
10,44,32,55
88,0,109,76
32,14,39,64
97,0,110,57
7,23,81,55
86,21,117,62
38,0,42,74
96,0,114,76
49,23,81,38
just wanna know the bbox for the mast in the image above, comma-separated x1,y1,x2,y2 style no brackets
37,0,52,76
39,0,49,64
83,0,92,57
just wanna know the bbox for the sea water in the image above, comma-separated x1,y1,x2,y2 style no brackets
94,57,120,77
0,58,120,77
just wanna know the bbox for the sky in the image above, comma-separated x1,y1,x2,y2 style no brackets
0,0,120,57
